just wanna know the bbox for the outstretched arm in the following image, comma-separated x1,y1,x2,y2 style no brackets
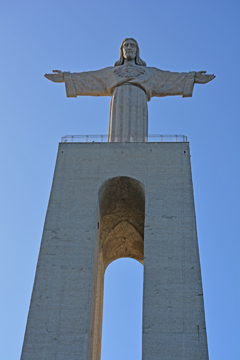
44,68,109,98
195,71,215,84
44,70,64,82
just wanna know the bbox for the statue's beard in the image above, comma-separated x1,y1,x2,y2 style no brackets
124,52,135,60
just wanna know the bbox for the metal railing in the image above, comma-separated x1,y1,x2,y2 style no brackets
61,134,188,143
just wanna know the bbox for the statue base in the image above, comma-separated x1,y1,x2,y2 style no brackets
21,142,208,360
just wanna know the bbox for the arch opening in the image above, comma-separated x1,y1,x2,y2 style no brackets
88,176,145,360
101,258,143,360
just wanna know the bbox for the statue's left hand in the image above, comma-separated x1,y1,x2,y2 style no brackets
44,70,64,82
195,71,215,84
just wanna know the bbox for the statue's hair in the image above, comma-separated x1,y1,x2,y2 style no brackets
114,38,146,67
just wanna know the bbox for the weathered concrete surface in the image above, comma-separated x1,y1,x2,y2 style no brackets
21,142,208,360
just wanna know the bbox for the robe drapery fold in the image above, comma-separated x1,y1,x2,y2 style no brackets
108,84,148,142
63,65,196,142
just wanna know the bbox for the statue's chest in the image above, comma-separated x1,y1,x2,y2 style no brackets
114,65,145,78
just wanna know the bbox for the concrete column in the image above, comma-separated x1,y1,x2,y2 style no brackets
142,144,208,359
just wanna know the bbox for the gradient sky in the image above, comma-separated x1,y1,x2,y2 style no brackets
0,1,239,359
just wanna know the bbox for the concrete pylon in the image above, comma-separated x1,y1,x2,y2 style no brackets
21,141,208,360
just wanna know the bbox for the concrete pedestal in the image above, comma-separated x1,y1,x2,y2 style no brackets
21,142,208,360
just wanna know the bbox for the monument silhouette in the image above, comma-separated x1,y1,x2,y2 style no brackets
21,38,214,360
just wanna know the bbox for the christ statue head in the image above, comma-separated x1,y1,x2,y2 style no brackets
114,38,146,67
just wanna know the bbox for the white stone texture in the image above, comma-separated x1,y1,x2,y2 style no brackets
45,65,201,143
108,84,148,142
21,142,208,360
44,38,215,143
62,67,196,142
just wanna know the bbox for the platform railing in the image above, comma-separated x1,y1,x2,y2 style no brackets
61,134,188,143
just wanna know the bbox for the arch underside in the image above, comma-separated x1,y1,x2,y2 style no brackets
90,176,145,360
101,218,144,268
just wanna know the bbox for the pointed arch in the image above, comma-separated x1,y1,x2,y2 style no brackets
103,220,144,268
88,176,145,360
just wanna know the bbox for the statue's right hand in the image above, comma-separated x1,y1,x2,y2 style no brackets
44,70,64,83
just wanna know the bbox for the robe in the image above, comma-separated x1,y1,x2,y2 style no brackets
63,65,196,142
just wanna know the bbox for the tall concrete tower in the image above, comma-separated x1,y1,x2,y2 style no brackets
21,38,214,360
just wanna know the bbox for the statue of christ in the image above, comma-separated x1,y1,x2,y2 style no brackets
45,38,215,142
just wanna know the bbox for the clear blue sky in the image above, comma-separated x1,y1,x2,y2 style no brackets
0,1,239,359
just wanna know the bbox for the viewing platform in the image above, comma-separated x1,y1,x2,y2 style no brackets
61,134,188,143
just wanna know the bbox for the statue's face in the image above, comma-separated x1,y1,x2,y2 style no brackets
122,40,137,60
